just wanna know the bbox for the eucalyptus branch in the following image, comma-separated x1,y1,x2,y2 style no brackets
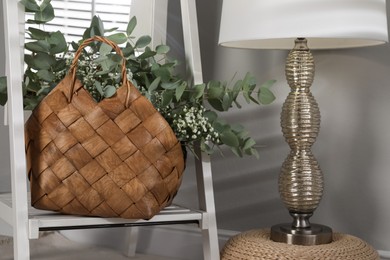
0,0,277,158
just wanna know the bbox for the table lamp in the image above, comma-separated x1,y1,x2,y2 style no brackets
219,0,388,246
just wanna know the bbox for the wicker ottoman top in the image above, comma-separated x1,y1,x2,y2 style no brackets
221,229,379,260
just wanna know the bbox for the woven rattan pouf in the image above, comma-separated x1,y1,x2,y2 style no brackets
221,229,379,260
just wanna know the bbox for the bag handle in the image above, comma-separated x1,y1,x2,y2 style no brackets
68,35,131,107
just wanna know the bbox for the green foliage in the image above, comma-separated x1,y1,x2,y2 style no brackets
0,76,7,106
23,0,55,24
0,0,276,158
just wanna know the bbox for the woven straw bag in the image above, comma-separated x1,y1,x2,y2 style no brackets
25,36,185,219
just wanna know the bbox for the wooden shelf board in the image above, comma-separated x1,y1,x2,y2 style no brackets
0,193,202,236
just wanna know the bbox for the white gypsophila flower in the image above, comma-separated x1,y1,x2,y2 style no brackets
168,103,220,144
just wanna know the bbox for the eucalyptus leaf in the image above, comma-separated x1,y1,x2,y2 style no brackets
243,137,256,151
47,31,67,54
243,72,256,86
91,15,104,36
94,54,109,63
96,69,113,76
242,87,251,103
161,90,174,107
160,63,175,75
0,76,7,94
28,27,50,40
36,84,51,96
152,66,170,82
236,130,250,140
23,97,41,110
231,124,245,133
39,0,52,11
83,28,92,40
258,87,276,105
0,76,7,106
103,85,116,98
232,79,243,99
244,147,259,159
126,16,137,36
138,47,156,60
220,129,240,148
25,41,50,53
135,35,151,48
71,41,79,51
213,120,229,133
99,43,112,56
148,77,161,92
200,141,214,155
140,60,151,70
122,45,134,57
110,54,122,63
142,74,151,89
25,82,40,93
207,98,224,112
21,0,40,12
24,69,38,82
33,53,56,70
52,59,66,72
0,93,7,106
90,27,97,38
107,33,127,44
151,63,160,72
207,80,223,99
161,80,181,90
94,81,103,96
193,84,206,100
175,81,186,101
26,19,40,24
156,45,170,54
221,92,232,111
104,27,119,33
37,69,55,82
204,110,218,122
34,3,54,23
242,73,257,103
97,57,116,72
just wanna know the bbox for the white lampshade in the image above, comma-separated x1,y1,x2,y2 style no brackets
219,0,388,49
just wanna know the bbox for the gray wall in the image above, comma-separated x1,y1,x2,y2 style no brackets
1,0,390,255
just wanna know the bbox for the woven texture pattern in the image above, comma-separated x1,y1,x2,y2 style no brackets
280,42,323,213
221,229,379,260
25,36,185,219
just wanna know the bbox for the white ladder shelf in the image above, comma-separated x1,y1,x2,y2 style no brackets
0,0,220,259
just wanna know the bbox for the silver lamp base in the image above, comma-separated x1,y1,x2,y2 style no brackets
271,223,332,245
271,38,333,246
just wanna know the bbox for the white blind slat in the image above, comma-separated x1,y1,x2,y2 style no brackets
51,2,92,11
96,0,131,5
25,0,132,44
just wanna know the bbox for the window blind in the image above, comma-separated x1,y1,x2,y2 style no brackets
26,0,132,43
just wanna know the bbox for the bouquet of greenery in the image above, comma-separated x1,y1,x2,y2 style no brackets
0,0,275,157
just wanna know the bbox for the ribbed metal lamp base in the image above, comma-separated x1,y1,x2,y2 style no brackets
270,223,332,245
271,38,333,246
